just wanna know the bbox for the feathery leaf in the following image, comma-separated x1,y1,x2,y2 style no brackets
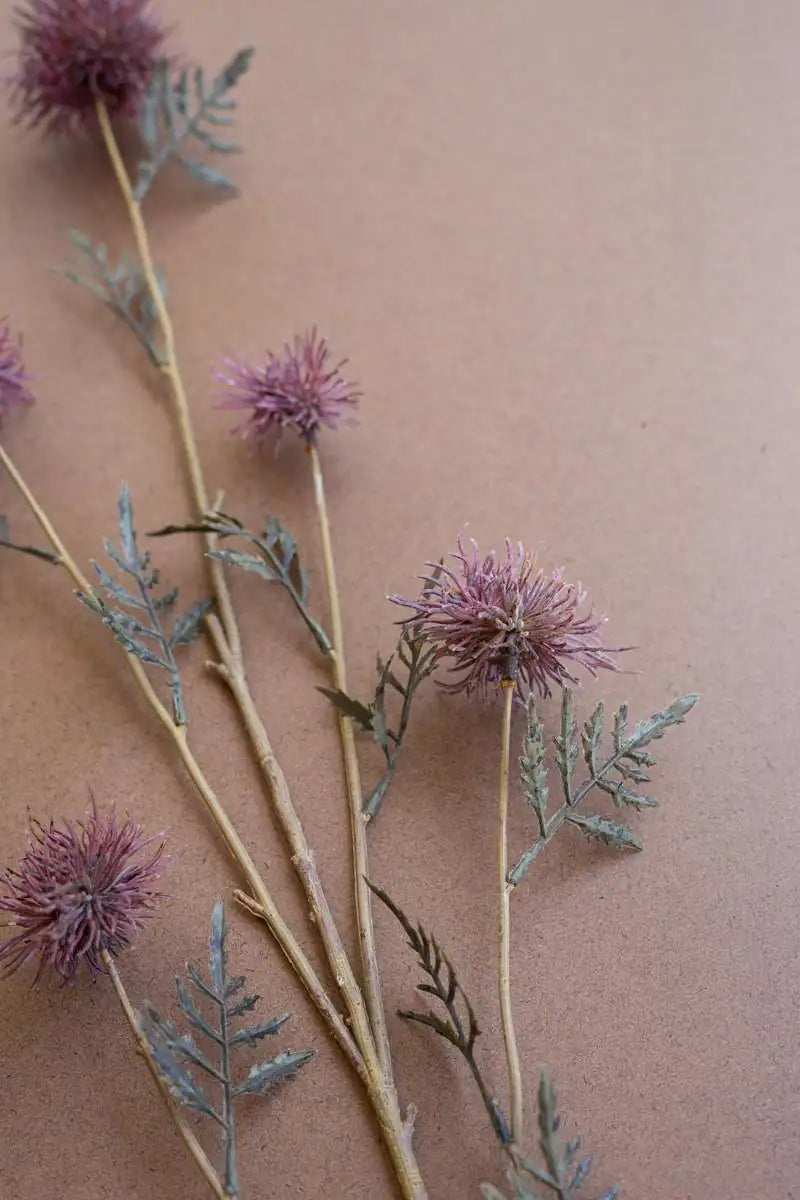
139,901,313,1196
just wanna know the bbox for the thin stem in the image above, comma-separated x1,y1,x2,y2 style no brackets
205,612,379,1067
234,889,427,1200
1,444,426,1199
0,442,92,593
93,95,376,1076
92,102,426,1200
498,679,524,1145
102,950,229,1200
308,441,393,1084
0,442,362,1080
94,98,241,664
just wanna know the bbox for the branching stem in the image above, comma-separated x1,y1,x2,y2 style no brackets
90,101,425,1200
0,442,362,1081
102,950,229,1200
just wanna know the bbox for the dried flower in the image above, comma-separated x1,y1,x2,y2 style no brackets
10,0,167,134
390,537,619,702
217,328,359,446
0,797,165,982
0,322,35,419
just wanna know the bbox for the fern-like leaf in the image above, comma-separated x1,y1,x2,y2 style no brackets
63,229,167,367
75,485,212,725
520,695,549,837
134,50,255,201
139,901,313,1198
319,622,438,819
149,510,331,655
367,880,510,1145
509,691,697,886
480,1069,621,1200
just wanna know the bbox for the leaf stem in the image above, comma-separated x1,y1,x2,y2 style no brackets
102,950,229,1200
94,98,241,664
498,679,524,1145
307,441,393,1084
206,611,386,1065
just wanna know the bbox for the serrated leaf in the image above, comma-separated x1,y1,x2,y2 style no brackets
229,1014,290,1046
233,1049,314,1097
140,1007,220,1121
622,693,699,750
226,993,259,1019
170,597,213,646
316,686,375,731
595,779,659,810
569,1155,593,1192
209,546,278,580
176,977,221,1044
582,700,604,776
520,696,549,827
613,758,652,784
178,156,237,191
209,899,226,995
225,974,246,998
158,512,331,654
152,585,179,611
555,687,580,805
565,811,643,850
397,1008,457,1045
134,48,254,200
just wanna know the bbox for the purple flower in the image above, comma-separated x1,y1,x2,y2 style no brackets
390,537,620,702
0,797,165,983
0,321,35,419
217,329,360,446
10,0,167,134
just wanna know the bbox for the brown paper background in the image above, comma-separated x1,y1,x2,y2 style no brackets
1,1,798,1197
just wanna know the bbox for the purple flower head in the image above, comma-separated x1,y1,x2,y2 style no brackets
390,536,620,702
217,328,359,447
0,321,35,419
10,0,167,134
0,796,166,983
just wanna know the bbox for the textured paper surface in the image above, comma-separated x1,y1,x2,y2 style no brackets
1,1,798,1197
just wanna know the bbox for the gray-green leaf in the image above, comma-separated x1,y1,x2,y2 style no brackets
565,811,643,851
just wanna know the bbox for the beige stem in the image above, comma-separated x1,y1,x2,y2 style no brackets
205,614,377,1056
94,98,241,663
234,891,426,1200
498,680,524,1144
308,442,393,1084
102,950,228,1200
88,103,425,1198
0,441,362,1081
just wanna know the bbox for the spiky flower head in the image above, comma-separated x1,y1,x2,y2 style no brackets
10,0,167,134
0,797,165,983
0,321,35,419
390,537,619,702
217,328,359,446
